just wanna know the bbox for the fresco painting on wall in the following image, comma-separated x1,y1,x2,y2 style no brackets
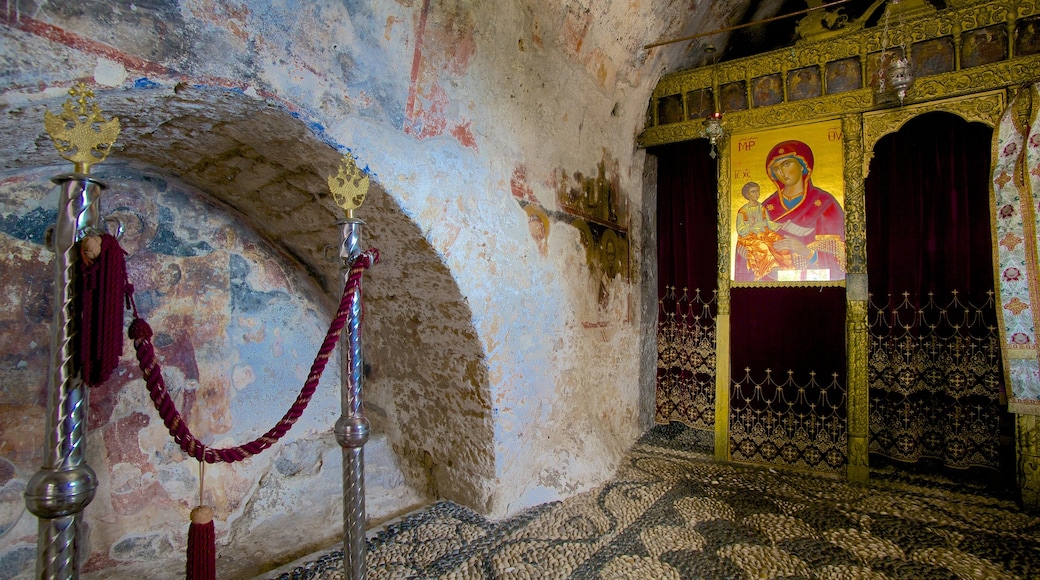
525,204,550,255
553,154,630,286
729,118,846,285
0,167,346,576
551,153,631,327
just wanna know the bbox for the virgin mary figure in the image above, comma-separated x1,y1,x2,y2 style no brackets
735,139,846,282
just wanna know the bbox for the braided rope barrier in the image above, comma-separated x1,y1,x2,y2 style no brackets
128,249,379,464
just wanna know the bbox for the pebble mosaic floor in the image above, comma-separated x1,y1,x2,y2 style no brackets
271,425,1040,579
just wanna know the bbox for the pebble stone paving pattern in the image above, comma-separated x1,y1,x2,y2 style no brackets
272,425,1040,579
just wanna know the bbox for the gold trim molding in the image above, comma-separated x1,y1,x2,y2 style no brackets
730,280,847,289
862,90,1006,176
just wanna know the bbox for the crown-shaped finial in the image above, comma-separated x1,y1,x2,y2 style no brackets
43,82,120,174
328,153,370,218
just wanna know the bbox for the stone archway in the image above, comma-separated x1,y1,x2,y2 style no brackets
0,85,493,577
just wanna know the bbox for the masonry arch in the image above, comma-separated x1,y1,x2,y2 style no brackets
0,84,494,570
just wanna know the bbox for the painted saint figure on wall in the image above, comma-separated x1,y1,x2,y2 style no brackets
734,139,846,282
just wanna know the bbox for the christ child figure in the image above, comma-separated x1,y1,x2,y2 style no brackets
735,181,792,280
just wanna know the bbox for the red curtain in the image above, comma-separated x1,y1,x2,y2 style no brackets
865,112,1008,474
652,140,719,296
651,140,719,430
866,112,995,301
730,286,846,378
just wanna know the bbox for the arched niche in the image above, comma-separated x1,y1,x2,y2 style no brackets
0,85,494,575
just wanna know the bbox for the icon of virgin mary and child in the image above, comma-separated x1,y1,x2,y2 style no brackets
734,140,846,282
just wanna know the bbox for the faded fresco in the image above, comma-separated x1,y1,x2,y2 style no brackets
729,118,846,285
0,166,358,576
506,151,632,330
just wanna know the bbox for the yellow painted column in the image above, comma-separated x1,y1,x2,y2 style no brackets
715,136,732,462
715,299,731,462
844,114,870,483
1018,414,1040,510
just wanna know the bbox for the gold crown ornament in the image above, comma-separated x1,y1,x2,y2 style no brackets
44,82,120,174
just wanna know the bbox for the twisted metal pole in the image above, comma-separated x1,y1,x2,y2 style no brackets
334,216,369,580
24,173,105,579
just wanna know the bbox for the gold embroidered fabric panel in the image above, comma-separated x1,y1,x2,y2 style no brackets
655,286,717,431
868,291,1003,470
729,370,848,473
992,83,1040,415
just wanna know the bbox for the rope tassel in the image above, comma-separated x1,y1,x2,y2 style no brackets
187,461,215,580
76,233,128,386
187,505,215,580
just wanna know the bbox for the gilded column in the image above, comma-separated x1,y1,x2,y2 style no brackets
1018,414,1040,511
715,136,732,461
843,113,870,483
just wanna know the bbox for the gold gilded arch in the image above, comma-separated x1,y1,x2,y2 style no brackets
862,90,1006,178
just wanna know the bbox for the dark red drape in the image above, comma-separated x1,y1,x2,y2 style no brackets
730,286,847,379
865,112,995,302
651,139,719,296
865,112,1008,475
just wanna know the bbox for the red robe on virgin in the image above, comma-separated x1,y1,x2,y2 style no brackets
734,140,846,282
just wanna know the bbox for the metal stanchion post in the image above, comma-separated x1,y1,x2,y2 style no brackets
24,174,105,579
24,83,120,579
328,155,371,580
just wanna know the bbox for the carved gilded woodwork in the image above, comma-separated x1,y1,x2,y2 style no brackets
649,0,1035,485
862,90,1005,177
714,312,732,462
850,292,871,484
1019,414,1040,509
715,143,732,460
640,0,1040,151
842,115,867,275
717,141,732,283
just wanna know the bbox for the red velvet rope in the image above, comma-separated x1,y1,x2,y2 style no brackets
129,249,379,464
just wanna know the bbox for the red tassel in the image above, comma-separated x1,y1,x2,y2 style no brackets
186,505,216,580
76,233,128,386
